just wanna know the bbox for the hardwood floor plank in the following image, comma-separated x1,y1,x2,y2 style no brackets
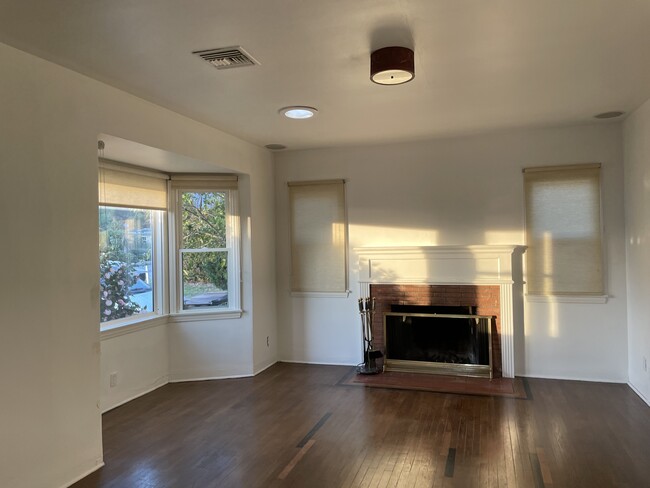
71,364,650,488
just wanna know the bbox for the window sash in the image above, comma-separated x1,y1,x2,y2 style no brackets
523,164,604,296
99,207,165,328
171,188,241,314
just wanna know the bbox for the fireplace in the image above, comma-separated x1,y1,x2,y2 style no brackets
372,284,501,377
356,246,522,379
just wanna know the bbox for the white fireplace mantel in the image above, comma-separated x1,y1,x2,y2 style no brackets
355,245,520,285
355,245,524,378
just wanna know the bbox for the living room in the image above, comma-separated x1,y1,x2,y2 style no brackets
1,2,650,487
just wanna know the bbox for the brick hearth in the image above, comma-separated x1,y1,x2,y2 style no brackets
370,284,502,378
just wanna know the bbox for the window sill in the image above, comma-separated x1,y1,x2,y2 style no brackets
290,291,351,298
100,314,168,340
168,310,243,323
526,294,609,304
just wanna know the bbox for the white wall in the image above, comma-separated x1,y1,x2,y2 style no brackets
623,99,650,405
275,124,628,381
100,323,169,412
0,42,276,488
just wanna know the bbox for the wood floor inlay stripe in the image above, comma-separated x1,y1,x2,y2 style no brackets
523,377,534,400
444,448,456,477
529,452,546,488
297,412,331,447
536,447,553,485
278,439,316,480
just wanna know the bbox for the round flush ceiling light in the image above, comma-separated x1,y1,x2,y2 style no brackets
594,111,625,119
265,143,287,150
279,106,318,119
370,46,415,85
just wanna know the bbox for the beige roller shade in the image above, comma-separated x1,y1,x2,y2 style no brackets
169,174,238,190
524,164,603,295
98,163,168,210
289,180,347,293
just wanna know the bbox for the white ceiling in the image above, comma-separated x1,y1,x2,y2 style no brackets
2,0,650,151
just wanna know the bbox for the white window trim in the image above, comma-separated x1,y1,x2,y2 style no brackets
100,314,168,340
525,294,608,304
169,186,242,316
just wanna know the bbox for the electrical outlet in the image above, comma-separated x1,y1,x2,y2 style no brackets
109,372,118,388
266,336,270,347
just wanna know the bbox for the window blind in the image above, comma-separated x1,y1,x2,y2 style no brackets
523,164,603,295
288,180,347,293
98,162,168,210
169,174,238,190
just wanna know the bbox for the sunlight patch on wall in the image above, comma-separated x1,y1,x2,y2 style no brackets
483,230,524,245
348,224,439,247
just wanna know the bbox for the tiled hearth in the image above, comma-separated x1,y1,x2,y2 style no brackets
356,245,522,378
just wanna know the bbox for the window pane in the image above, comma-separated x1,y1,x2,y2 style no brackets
99,206,155,322
181,192,226,249
182,251,229,309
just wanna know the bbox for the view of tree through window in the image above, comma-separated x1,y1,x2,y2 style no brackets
99,206,155,322
180,192,229,309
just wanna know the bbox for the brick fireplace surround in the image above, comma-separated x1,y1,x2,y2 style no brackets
356,245,522,378
370,284,502,378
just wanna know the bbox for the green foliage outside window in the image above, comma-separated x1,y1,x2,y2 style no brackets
181,192,228,291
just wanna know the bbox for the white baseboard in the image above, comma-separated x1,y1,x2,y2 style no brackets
102,376,169,413
280,359,356,367
628,382,650,407
254,359,278,375
62,462,105,488
518,373,627,384
168,372,254,382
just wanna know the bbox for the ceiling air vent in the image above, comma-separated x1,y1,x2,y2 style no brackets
193,46,259,70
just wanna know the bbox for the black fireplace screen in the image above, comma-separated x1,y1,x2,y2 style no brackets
385,312,491,366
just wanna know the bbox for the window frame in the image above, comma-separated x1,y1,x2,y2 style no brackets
169,186,242,317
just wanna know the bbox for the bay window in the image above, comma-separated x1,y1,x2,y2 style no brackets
98,164,240,330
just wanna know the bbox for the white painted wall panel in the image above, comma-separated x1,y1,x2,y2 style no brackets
623,99,650,404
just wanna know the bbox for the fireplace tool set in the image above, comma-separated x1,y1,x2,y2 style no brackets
357,297,383,375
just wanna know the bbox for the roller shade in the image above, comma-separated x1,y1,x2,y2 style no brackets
99,163,168,210
170,174,238,190
289,180,347,293
524,164,603,295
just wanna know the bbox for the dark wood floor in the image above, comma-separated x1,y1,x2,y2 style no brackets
73,363,650,488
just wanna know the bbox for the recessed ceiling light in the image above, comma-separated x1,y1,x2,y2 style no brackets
594,111,625,119
279,106,318,119
265,143,287,150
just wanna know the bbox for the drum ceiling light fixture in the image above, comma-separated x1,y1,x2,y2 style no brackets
370,46,415,85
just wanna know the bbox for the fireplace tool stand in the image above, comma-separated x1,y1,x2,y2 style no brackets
357,297,383,375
